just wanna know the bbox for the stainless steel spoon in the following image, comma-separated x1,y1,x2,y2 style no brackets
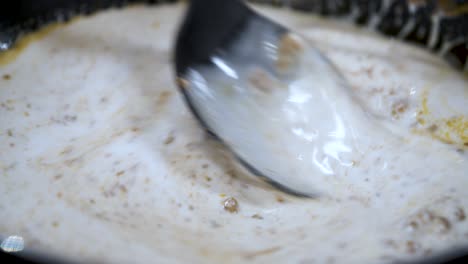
174,0,357,197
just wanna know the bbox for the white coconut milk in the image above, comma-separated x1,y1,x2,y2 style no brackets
0,3,467,264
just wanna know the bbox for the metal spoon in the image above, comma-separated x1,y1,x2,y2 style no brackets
174,0,359,197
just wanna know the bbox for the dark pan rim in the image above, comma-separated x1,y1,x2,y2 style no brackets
0,0,467,70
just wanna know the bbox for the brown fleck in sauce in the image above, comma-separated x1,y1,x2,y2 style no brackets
223,197,239,213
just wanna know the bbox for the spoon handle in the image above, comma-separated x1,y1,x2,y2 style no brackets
176,0,251,73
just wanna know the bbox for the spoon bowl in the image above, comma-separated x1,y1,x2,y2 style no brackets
174,0,359,197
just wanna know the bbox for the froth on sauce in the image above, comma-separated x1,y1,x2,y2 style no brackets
0,3,467,264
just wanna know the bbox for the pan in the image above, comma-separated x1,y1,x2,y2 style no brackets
1,0,467,263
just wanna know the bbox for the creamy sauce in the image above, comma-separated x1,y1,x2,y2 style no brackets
0,23,71,66
0,3,467,264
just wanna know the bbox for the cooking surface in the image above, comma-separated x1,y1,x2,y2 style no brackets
1,3,467,264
